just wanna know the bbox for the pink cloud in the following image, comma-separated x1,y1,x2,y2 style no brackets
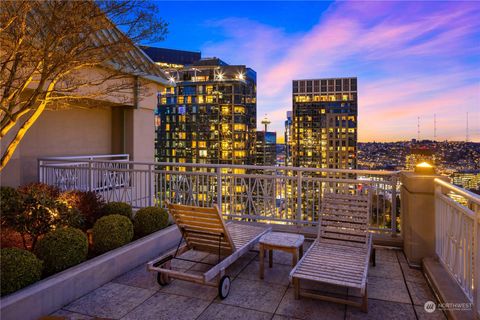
202,2,480,142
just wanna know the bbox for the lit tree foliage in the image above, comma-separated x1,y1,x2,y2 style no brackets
0,0,167,170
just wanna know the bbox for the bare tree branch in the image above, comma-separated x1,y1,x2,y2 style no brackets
0,0,168,170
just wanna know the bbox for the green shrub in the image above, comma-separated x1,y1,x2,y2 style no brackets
0,187,23,223
92,215,133,254
34,228,88,276
102,202,132,219
11,186,60,249
58,190,105,229
1,248,43,296
134,207,169,238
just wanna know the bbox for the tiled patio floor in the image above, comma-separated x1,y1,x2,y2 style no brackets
51,245,446,320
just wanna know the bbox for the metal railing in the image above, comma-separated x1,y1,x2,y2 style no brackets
434,178,479,318
39,154,130,192
38,155,401,235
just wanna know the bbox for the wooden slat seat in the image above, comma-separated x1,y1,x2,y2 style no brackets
147,203,271,299
290,192,373,312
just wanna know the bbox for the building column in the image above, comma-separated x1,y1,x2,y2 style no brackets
400,171,449,266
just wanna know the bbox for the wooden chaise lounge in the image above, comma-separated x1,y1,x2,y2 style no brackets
147,203,271,299
289,192,374,312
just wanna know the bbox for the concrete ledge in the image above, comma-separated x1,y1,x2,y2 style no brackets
423,257,476,320
0,225,181,320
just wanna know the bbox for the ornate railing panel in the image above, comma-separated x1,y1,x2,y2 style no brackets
38,156,401,235
435,178,479,317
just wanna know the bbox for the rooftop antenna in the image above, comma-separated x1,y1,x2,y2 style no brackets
417,116,420,141
466,112,469,142
434,113,437,141
261,115,271,132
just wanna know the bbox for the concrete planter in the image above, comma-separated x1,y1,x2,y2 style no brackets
0,225,181,320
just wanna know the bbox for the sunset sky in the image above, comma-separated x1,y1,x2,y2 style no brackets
151,1,480,142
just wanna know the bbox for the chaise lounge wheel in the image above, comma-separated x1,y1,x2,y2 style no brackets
218,275,231,299
157,261,172,286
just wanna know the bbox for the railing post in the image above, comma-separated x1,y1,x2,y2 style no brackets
400,171,449,267
296,171,302,224
148,164,153,206
38,160,43,183
391,174,398,236
217,167,223,212
88,161,93,192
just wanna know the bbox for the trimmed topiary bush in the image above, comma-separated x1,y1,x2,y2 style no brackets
34,228,88,276
1,248,43,296
102,202,132,219
134,207,169,238
92,214,133,254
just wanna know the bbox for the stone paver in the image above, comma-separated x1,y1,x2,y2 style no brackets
272,315,303,320
51,247,442,320
219,278,287,313
349,275,411,304
159,279,218,301
406,280,436,306
121,292,210,320
64,282,155,319
50,309,93,320
368,260,403,279
112,264,160,291
197,303,272,320
226,251,257,279
396,251,408,264
238,260,292,286
346,299,416,320
255,248,297,266
299,279,348,296
375,248,399,263
401,262,427,284
276,287,345,320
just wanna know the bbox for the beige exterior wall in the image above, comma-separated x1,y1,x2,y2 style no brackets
1,79,164,187
1,106,114,187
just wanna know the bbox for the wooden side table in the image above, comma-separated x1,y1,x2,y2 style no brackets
259,232,305,279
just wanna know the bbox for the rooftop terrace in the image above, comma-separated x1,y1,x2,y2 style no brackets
5,155,472,320
51,246,441,320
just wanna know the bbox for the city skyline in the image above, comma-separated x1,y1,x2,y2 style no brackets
149,1,480,142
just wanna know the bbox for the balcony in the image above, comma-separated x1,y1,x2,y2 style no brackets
33,155,479,319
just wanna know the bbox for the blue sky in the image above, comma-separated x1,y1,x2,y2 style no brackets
148,1,480,142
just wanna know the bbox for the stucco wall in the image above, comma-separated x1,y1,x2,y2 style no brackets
1,106,113,187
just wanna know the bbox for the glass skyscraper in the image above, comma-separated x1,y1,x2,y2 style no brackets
290,78,358,170
143,47,257,166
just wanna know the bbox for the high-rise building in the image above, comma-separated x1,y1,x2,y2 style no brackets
143,47,257,166
255,131,277,166
290,78,358,170
284,111,293,166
